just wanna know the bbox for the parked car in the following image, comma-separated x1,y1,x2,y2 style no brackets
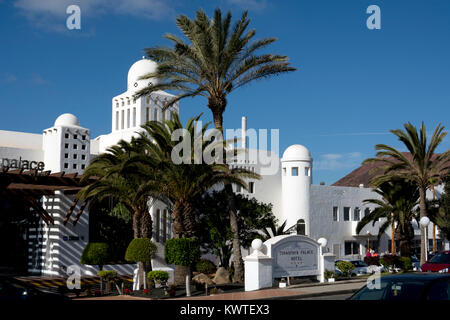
348,273,450,300
421,251,450,273
336,260,370,277
0,277,70,301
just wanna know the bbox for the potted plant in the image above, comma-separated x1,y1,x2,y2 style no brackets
147,270,170,288
324,269,335,282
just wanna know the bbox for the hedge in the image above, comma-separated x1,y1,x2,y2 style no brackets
164,238,201,266
125,238,157,263
195,259,217,274
147,270,169,283
80,243,110,268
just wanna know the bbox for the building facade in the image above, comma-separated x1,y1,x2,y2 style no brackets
0,57,448,276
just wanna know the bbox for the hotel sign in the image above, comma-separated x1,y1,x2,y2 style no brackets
266,235,320,278
1,157,45,171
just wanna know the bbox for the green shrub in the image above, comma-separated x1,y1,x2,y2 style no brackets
399,257,413,271
324,269,335,280
125,238,157,263
196,259,216,274
97,270,117,280
81,243,110,269
336,261,355,277
164,238,201,266
147,270,169,283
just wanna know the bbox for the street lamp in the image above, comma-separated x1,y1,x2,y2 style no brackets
366,231,371,253
420,216,430,262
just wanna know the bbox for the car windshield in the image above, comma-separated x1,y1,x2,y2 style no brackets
352,261,367,267
351,278,428,300
429,252,450,264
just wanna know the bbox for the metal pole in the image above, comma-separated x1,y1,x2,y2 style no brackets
432,186,436,252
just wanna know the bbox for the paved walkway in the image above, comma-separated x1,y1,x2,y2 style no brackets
76,279,366,300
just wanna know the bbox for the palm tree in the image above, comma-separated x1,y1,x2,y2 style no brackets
261,220,292,240
364,122,450,264
122,113,259,284
357,178,419,257
124,113,260,239
135,8,296,282
77,139,154,289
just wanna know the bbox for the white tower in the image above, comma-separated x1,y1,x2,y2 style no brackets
42,113,90,174
281,144,312,236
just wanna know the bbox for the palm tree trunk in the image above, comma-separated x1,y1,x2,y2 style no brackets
419,186,427,266
209,97,245,284
133,210,142,239
172,200,186,238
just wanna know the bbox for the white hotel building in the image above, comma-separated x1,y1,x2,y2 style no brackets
0,58,447,276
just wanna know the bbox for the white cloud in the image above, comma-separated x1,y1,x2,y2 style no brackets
13,0,174,31
31,73,50,85
1,73,18,83
315,152,363,171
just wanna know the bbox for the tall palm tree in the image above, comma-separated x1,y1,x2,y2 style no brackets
364,122,450,264
135,8,296,282
122,113,259,284
357,178,419,257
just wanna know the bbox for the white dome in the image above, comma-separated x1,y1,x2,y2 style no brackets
282,144,311,162
54,113,80,127
127,57,159,92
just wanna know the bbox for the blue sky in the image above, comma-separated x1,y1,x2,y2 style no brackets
0,0,449,185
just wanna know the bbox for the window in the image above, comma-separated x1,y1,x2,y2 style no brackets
82,135,86,140
121,110,124,129
155,209,160,242
236,185,242,193
65,143,69,149
354,207,361,221
305,167,310,176
73,144,78,150
146,107,150,122
296,219,306,235
64,163,68,169
153,108,158,121
81,144,86,150
127,109,130,128
81,164,85,170
81,155,86,160
73,134,78,139
64,153,68,159
162,210,167,243
121,100,124,106
283,168,286,176
65,133,69,139
249,182,255,194
333,207,339,221
343,207,350,221
133,108,136,127
115,111,119,130
345,241,359,255
73,154,77,160
127,99,130,105
73,164,77,169
364,208,371,217
292,167,298,176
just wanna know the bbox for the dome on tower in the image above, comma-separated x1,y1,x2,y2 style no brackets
127,57,159,92
282,144,311,162
54,113,80,127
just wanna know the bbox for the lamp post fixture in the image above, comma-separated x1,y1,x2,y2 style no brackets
420,216,430,262
366,231,371,253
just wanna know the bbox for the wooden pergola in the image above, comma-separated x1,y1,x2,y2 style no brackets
0,167,95,226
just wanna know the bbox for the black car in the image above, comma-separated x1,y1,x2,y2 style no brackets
349,273,450,300
0,277,71,301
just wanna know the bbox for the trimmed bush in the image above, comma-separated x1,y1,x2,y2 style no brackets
380,254,402,270
164,238,201,267
81,243,110,269
147,270,169,283
364,256,380,266
324,269,335,280
196,259,217,274
399,257,413,271
336,261,355,277
125,238,157,263
97,270,117,280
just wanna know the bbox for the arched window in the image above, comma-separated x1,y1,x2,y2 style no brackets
162,209,167,243
155,209,160,242
296,219,306,235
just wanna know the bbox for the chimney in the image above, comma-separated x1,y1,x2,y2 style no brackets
242,116,247,149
